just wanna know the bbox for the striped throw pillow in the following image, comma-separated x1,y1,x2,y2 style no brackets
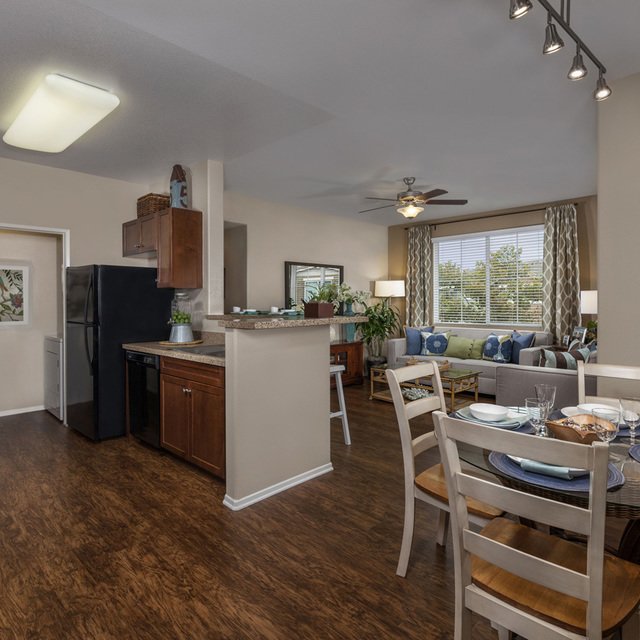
540,347,591,370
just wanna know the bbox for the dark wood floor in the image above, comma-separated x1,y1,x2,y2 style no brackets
0,387,497,640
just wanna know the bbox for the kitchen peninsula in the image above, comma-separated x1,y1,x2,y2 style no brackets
210,314,366,510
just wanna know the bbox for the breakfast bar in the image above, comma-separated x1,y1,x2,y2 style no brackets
209,314,366,510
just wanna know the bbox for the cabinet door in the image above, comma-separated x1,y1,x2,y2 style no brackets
122,220,141,256
189,381,225,478
138,214,158,253
160,374,190,458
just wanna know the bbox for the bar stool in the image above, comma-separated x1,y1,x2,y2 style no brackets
330,364,351,445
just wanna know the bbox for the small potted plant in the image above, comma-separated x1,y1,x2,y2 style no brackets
303,282,339,318
356,300,401,370
335,284,370,316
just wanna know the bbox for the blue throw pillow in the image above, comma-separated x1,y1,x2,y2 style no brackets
404,326,434,355
511,331,536,364
482,334,513,362
420,331,450,355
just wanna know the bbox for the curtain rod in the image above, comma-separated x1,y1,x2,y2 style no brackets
404,201,580,230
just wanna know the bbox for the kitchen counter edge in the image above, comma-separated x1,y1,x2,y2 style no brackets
123,342,225,367
206,314,367,330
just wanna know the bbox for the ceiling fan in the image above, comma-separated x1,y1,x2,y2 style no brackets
359,177,468,218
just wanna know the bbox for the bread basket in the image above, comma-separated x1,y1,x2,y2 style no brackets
546,413,616,444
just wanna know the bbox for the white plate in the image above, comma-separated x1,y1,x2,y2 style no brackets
561,406,580,417
577,403,616,414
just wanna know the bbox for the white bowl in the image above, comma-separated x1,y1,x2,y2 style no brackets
469,403,509,422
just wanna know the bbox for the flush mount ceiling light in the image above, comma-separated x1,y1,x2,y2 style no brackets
508,0,611,101
3,74,120,153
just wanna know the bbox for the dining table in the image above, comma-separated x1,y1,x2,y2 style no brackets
455,408,640,563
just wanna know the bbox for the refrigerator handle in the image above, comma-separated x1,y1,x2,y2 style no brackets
84,326,94,373
84,271,94,324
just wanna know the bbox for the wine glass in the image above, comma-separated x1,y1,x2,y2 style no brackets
592,407,620,443
535,384,557,420
525,397,546,436
620,397,640,444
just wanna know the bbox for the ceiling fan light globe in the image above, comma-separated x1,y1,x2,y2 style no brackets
397,204,423,218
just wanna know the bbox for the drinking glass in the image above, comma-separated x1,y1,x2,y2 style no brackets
592,407,620,444
620,397,640,444
535,384,557,417
525,397,546,436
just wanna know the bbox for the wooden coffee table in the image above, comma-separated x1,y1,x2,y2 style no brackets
369,363,480,412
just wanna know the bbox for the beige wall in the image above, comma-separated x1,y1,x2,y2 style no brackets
0,230,60,412
0,157,148,266
598,72,640,373
388,198,597,325
223,192,389,309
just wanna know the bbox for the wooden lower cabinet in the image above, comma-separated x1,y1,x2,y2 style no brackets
329,341,364,386
160,357,225,479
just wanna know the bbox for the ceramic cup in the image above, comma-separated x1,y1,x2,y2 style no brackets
270,306,279,313
232,306,241,313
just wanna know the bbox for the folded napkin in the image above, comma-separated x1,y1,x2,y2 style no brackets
519,458,589,480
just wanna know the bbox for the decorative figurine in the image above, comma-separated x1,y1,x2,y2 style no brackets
170,164,188,208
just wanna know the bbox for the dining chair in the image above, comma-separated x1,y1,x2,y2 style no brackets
386,363,502,578
577,361,640,406
433,410,640,640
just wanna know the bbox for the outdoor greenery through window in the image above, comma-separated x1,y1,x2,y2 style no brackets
433,226,544,326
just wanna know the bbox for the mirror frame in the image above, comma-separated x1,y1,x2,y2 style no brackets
284,261,344,309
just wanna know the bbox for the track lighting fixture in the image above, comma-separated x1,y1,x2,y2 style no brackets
508,0,611,101
568,47,587,81
509,0,533,20
543,14,564,54
594,72,612,102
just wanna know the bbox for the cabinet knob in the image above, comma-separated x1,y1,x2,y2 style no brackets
134,243,142,248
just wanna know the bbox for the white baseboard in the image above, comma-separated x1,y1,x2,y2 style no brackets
223,462,334,511
0,405,45,417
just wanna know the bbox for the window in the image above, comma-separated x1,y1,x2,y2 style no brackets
433,226,544,326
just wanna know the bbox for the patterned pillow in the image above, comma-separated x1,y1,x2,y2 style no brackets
568,338,584,351
482,334,513,362
511,331,536,364
540,347,591,370
404,326,434,355
420,331,450,355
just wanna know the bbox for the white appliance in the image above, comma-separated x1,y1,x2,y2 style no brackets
45,336,63,420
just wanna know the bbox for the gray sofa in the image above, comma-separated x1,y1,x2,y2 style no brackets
387,326,554,396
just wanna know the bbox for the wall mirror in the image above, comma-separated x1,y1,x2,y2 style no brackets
284,261,344,308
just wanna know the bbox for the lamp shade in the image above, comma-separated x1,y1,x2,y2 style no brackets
374,280,405,298
3,74,120,153
580,290,598,314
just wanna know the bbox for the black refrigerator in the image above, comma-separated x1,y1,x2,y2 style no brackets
66,265,174,441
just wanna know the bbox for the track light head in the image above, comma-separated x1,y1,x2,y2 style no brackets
568,49,588,81
594,73,612,101
543,16,564,54
509,0,533,20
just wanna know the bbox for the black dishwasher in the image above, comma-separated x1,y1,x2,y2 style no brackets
126,351,161,448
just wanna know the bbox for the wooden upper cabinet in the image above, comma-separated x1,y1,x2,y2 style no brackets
157,208,203,289
122,213,158,256
122,207,203,289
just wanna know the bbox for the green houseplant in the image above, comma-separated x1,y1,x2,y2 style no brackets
303,282,339,318
356,301,401,368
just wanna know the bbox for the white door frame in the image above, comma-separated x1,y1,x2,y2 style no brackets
0,222,70,423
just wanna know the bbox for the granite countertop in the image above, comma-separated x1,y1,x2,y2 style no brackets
206,314,367,330
122,341,226,366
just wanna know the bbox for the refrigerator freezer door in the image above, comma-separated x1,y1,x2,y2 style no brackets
66,266,96,324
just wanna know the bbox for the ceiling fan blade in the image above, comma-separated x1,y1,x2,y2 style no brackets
428,199,468,205
365,197,398,202
358,203,396,213
420,188,448,200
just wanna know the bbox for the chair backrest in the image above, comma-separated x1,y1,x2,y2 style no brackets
577,361,640,405
386,363,446,483
433,411,609,638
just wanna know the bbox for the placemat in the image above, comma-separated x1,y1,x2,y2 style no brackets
488,451,624,492
629,445,640,463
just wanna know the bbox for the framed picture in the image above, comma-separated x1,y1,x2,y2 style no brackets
562,334,570,347
0,264,29,326
572,326,587,343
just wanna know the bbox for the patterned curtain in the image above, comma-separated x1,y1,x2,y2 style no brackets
542,204,581,342
405,225,432,326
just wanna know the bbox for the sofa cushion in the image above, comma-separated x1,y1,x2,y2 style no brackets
511,331,536,364
420,331,450,355
540,347,591,370
469,338,486,360
445,336,473,359
404,325,434,355
482,334,513,362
